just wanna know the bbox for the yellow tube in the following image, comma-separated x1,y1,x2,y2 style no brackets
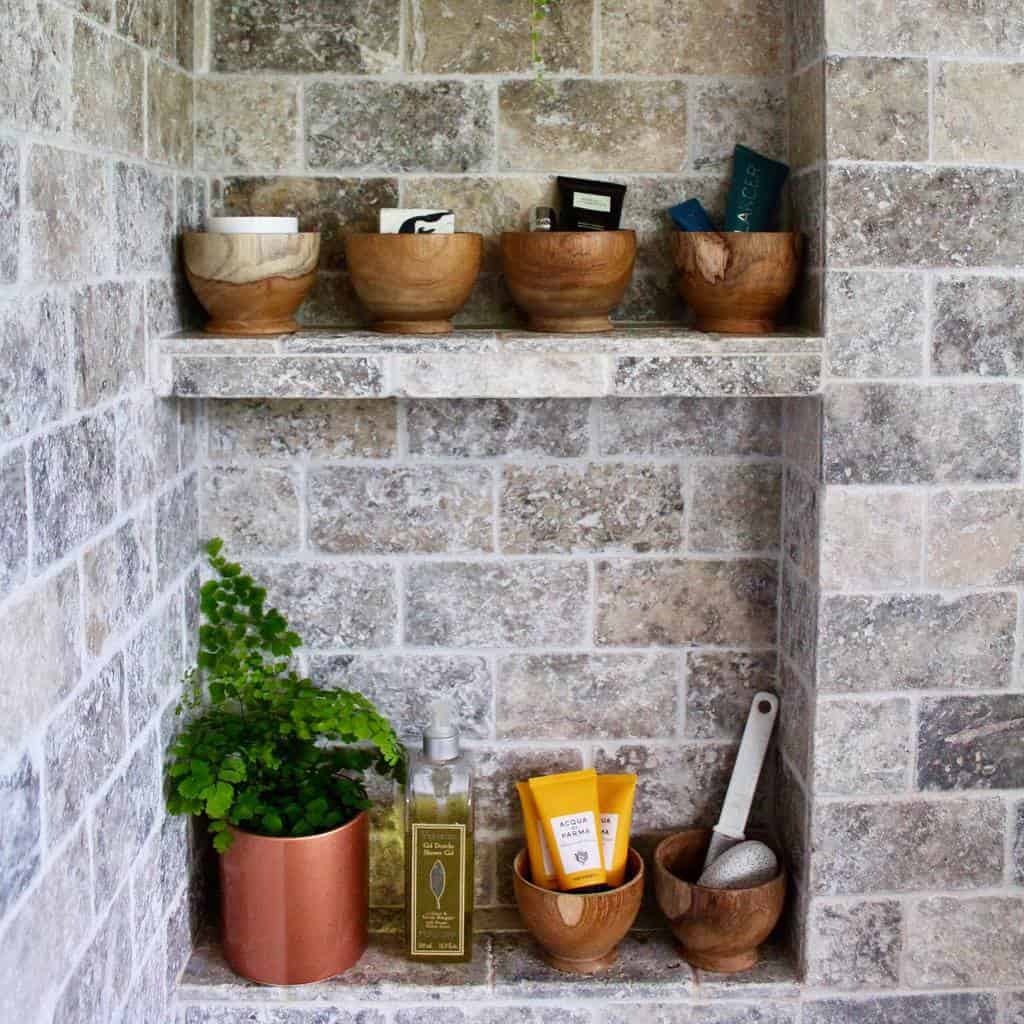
528,769,607,891
597,773,637,887
515,782,558,890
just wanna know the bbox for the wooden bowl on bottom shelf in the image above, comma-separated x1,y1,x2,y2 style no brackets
183,232,319,336
671,231,802,335
344,232,483,335
501,230,636,333
653,828,785,974
512,848,644,974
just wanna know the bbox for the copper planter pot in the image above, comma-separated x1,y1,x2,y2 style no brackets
219,811,369,985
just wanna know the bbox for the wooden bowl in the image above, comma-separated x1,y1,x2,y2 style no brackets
344,233,482,335
183,232,319,336
501,230,637,333
671,232,802,335
653,829,785,974
512,848,643,974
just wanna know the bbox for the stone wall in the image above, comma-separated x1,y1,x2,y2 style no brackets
1,0,204,1020
196,0,791,326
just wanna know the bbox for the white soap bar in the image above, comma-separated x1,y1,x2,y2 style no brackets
379,209,455,234
206,216,298,234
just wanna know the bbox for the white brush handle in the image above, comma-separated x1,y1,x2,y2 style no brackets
714,692,779,839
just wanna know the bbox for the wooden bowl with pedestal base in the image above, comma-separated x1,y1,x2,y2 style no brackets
654,828,785,973
183,232,319,336
501,230,636,333
512,848,644,974
344,232,483,335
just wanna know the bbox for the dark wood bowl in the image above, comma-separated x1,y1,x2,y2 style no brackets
512,848,644,974
501,230,637,333
671,231,803,335
653,828,785,973
344,232,483,335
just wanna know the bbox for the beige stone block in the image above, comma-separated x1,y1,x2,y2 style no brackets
147,59,194,168
935,62,1024,162
689,462,781,552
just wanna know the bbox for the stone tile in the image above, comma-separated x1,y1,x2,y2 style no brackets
148,58,193,167
501,463,683,554
125,592,184,740
826,57,928,162
819,488,922,589
496,653,679,739
0,450,28,599
826,271,925,378
918,694,1024,791
0,138,17,283
399,1009,588,1024
804,994,997,1024
118,0,175,56
788,167,823,269
828,165,1024,267
405,562,588,647
453,270,521,328
166,891,198,994
131,832,164,953
307,81,492,173
906,895,1024,987
819,592,1016,692
27,145,111,281
0,0,70,133
0,752,41,920
122,937,167,1024
71,281,146,409
408,399,589,457
777,657,812,781
782,396,820,479
195,78,299,171
31,412,116,567
823,383,1020,484
309,466,493,554
601,0,783,74
248,560,395,649
685,651,777,740
596,559,778,647
692,79,786,173
178,175,208,234
214,176,399,270
480,746,588,831
71,19,144,156
805,898,901,989
782,465,818,580
116,393,179,508
612,355,821,399
212,0,399,72
689,463,781,552
155,472,199,589
295,270,363,327
177,0,194,68
933,275,1024,376
815,697,911,796
605,1006,796,1024
773,750,807,888
811,797,1004,895
789,62,824,170
936,62,1024,162
789,0,823,71
1015,800,1024,886
927,489,1024,586
147,275,200,337
313,654,492,741
409,0,590,74
614,269,683,323
114,162,174,274
201,464,301,554
779,565,817,681
594,742,735,831
498,80,686,173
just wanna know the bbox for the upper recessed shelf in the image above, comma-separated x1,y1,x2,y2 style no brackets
155,326,823,400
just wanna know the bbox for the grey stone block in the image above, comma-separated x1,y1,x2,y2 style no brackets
778,566,817,681
31,411,116,567
773,751,807,888
927,488,1024,586
804,994,997,1024
399,1009,588,1024
933,275,1024,376
408,399,589,457
155,472,199,590
310,466,493,555
177,0,195,68
613,355,820,399
131,831,165,954
186,1010,387,1023
0,138,18,283
805,899,901,988
689,463,781,552
406,561,588,647
936,61,1024,161
307,81,493,173
122,937,167,1024
148,58,193,167
114,162,174,274
788,168,823,270
474,747,583,831
788,0,822,69
596,559,778,647
789,62,824,170
117,393,180,509
1015,800,1024,885
815,697,911,796
497,653,679,739
1,0,69,133
0,752,41,919
117,0,174,55
918,694,1024,790
685,651,776,740
819,591,1016,692
781,465,818,580
0,449,27,599
777,658,811,782
692,79,786,172
124,591,184,741
202,464,301,554
811,797,1004,895
782,396,820,480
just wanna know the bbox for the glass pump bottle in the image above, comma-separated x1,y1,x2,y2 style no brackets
405,700,474,962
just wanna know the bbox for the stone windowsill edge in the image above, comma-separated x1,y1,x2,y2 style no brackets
154,327,824,400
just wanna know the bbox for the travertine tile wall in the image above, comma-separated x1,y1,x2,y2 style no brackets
195,0,794,327
1,0,204,1020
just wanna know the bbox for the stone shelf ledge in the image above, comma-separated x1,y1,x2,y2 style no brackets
155,327,822,400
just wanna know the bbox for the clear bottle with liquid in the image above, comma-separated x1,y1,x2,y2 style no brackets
405,700,474,962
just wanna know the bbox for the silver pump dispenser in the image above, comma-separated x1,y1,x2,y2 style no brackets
423,699,460,762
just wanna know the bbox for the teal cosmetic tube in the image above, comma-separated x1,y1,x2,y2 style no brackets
724,145,789,232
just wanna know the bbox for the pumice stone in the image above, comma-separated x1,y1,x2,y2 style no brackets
697,840,778,890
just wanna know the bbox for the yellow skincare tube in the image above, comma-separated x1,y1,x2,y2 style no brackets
528,769,608,891
516,782,558,890
597,773,637,887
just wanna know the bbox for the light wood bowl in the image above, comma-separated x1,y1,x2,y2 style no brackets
183,232,320,336
653,829,785,974
501,230,637,333
671,232,803,335
344,232,483,335
512,848,644,974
